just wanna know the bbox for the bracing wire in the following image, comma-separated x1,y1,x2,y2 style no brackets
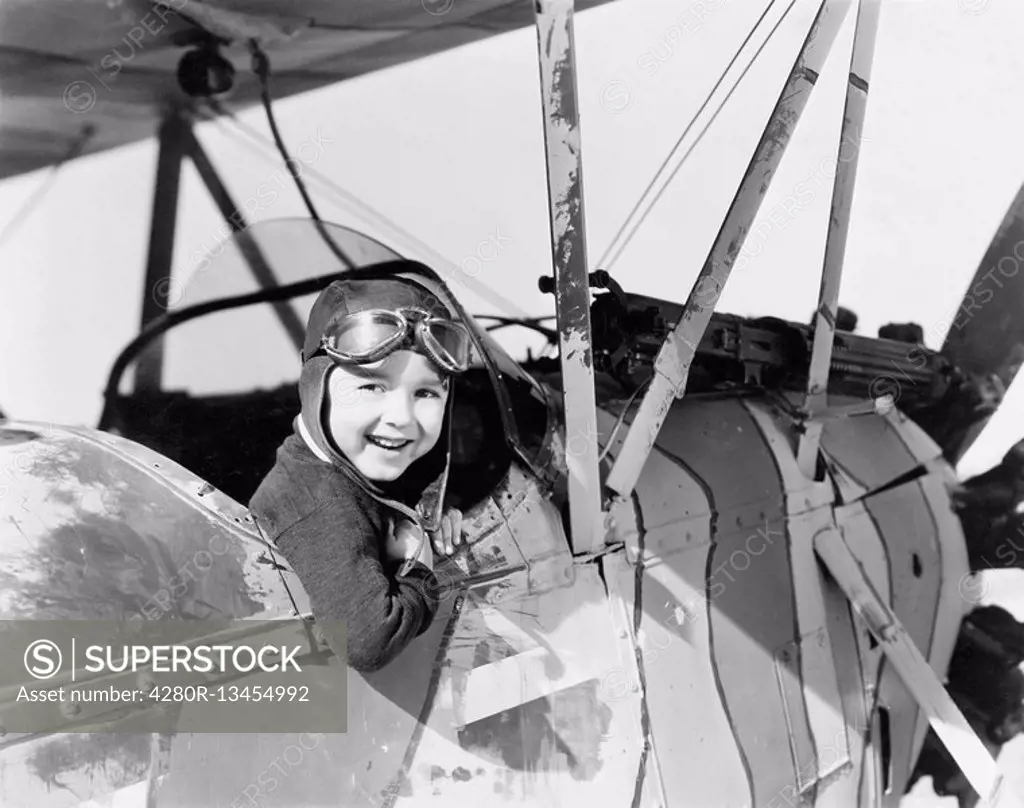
597,0,784,269
206,102,426,253
199,100,533,318
597,0,799,274
248,40,355,269
598,377,652,463
249,42,324,223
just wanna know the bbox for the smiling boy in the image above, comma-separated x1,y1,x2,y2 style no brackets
249,264,469,672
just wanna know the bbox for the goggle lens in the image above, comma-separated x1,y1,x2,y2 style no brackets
424,321,471,370
325,312,403,359
320,309,471,372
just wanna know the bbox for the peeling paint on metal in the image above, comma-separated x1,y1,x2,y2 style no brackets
607,1,856,502
25,734,151,801
534,0,602,553
551,50,576,128
559,326,591,366
458,679,613,781
0,428,279,621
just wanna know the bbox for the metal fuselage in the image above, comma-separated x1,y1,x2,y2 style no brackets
0,367,968,807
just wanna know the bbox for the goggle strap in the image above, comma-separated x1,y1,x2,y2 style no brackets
318,308,470,372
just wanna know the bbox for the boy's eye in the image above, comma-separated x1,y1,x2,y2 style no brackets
416,388,442,399
359,383,384,393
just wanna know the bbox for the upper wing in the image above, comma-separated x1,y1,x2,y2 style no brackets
0,0,615,182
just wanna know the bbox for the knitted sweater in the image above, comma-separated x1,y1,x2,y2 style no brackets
249,430,440,672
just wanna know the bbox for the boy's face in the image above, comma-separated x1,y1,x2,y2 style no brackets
325,349,449,482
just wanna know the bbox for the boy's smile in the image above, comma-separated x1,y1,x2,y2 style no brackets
325,350,449,481
365,435,413,451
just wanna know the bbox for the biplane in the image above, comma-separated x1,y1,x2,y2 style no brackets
1,0,1024,806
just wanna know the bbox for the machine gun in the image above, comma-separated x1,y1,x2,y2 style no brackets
590,289,995,461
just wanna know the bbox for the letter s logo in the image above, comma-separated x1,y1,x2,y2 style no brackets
25,640,63,680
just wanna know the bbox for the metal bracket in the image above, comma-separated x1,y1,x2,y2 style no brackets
790,395,895,434
814,529,1022,808
573,540,625,566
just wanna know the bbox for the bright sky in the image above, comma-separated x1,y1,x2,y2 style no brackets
1,0,1022,483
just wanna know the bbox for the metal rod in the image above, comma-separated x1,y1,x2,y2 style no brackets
607,0,854,498
136,111,188,393
533,0,603,554
797,0,882,478
184,128,306,352
814,529,1021,808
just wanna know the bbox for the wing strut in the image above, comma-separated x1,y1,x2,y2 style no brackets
606,0,854,498
814,530,1023,808
533,0,603,554
797,0,882,478
135,110,309,395
136,111,188,393
183,128,306,352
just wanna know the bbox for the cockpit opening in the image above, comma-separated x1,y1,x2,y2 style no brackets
99,219,555,515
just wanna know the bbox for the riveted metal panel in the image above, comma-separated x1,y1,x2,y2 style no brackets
708,517,802,808
0,421,288,623
620,457,751,808
640,396,795,807
914,465,971,765
405,566,644,806
833,500,892,806
0,421,300,807
864,478,942,803
601,552,669,808
813,398,920,495
743,401,856,806
651,396,786,532
152,595,463,807
596,405,712,559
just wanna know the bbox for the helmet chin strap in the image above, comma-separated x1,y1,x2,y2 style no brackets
296,415,331,463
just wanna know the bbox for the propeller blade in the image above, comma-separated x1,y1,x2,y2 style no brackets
939,180,1024,463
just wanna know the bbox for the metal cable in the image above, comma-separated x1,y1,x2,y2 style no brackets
249,41,355,270
200,101,532,317
598,0,799,273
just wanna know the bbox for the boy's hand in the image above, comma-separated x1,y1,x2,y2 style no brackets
429,507,464,557
386,519,434,571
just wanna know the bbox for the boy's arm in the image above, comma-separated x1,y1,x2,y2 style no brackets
275,501,441,673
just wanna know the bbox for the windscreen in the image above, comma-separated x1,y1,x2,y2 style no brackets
153,218,551,466
161,219,407,396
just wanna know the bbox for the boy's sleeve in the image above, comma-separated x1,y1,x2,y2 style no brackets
274,499,441,673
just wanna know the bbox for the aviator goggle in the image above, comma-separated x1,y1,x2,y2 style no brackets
318,307,472,374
